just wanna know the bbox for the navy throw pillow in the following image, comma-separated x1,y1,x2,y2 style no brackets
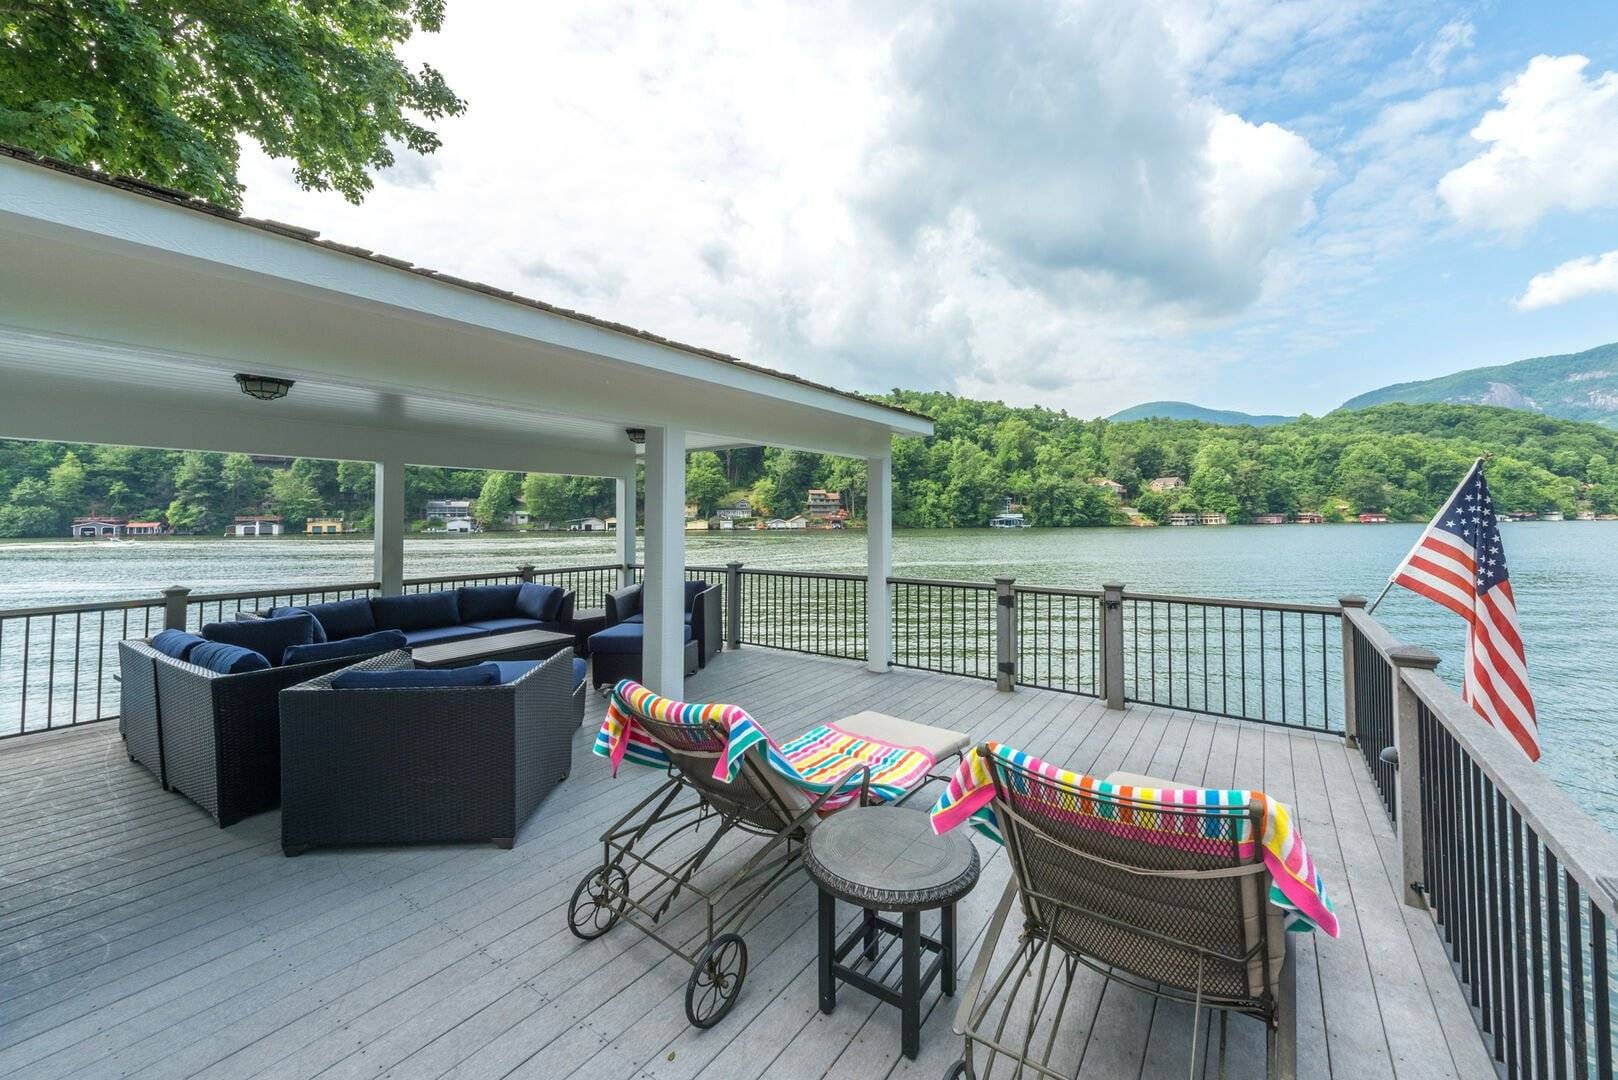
282,630,408,666
266,606,329,643
149,629,205,660
369,591,460,632
684,579,709,611
202,613,317,666
515,583,565,622
571,656,588,690
187,640,271,675
458,584,523,623
299,598,374,640
330,663,500,690
487,660,541,684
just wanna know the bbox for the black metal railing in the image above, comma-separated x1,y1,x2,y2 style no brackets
1349,619,1398,820
1014,585,1101,696
890,577,995,680
0,598,165,737
737,568,867,661
527,562,626,606
186,582,379,627
1415,680,1618,1078
1120,593,1342,730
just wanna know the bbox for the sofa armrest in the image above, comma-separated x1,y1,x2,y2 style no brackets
554,589,576,626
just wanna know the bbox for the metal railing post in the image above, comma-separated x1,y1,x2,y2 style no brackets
994,577,1016,692
161,586,191,632
517,563,535,584
726,561,743,651
1339,595,1366,745
1101,582,1125,710
1389,645,1440,909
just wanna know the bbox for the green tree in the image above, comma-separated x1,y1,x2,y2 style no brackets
685,452,730,517
220,453,265,514
337,460,375,501
46,450,88,514
266,468,321,528
473,471,520,529
521,473,571,528
167,451,226,533
0,1,464,207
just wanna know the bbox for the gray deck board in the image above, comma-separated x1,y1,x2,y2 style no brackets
0,649,1491,1079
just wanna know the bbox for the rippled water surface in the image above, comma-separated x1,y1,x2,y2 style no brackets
2,524,1614,822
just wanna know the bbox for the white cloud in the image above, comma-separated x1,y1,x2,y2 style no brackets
1422,17,1475,78
1439,55,1618,233
1516,250,1618,311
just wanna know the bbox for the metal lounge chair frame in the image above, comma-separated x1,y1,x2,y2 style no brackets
946,750,1295,1080
568,709,875,1028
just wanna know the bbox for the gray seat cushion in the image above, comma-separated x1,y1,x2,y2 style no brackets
464,617,549,634
835,711,969,761
398,624,491,647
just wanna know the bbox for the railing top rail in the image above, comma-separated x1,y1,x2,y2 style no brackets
1405,666,1618,916
886,575,996,590
1342,604,1404,658
0,595,165,619
1012,584,1105,599
1120,590,1342,616
741,567,867,583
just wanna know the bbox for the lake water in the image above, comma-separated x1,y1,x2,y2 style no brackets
3,524,1614,825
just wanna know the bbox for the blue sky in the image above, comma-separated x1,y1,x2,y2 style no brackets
239,1,1618,419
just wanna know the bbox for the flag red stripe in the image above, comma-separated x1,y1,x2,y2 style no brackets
1419,533,1476,575
1471,620,1534,723
1482,583,1526,657
1467,645,1540,760
1407,552,1475,598
1392,571,1475,621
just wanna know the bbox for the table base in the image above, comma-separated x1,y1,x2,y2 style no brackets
817,891,957,1060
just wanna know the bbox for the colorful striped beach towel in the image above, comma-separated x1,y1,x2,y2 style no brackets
594,680,935,810
930,743,1339,937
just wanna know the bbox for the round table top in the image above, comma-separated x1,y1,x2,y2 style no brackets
804,805,980,912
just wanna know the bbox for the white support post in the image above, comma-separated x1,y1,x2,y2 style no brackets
641,427,687,697
866,454,892,673
616,462,637,587
373,456,405,596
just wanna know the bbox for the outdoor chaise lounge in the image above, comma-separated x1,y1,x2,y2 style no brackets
930,747,1341,1080
569,680,968,1028
117,620,406,825
586,580,718,688
277,648,585,854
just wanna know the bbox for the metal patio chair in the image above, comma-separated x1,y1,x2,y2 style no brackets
946,760,1296,1080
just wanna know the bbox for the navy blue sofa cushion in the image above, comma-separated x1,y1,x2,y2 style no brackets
330,663,500,690
487,660,541,684
604,584,641,625
282,630,408,667
272,599,377,642
684,579,709,610
464,616,549,635
150,629,205,660
370,591,460,633
188,640,271,675
457,584,523,623
587,620,694,655
203,613,317,666
572,656,588,690
398,624,490,648
516,583,566,622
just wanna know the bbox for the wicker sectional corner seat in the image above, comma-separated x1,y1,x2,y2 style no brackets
264,582,575,651
278,649,584,854
587,580,718,688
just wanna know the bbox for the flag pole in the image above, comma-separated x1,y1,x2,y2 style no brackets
1367,578,1397,614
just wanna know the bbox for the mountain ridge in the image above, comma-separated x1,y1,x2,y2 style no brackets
1107,400,1295,426
1341,341,1618,428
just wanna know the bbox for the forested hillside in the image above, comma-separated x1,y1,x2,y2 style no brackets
1343,341,1618,428
4,398,1617,537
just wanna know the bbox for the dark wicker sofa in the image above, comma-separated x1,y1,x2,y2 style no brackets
119,639,367,826
278,649,580,854
586,581,718,689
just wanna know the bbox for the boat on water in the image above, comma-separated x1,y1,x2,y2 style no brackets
988,512,1029,528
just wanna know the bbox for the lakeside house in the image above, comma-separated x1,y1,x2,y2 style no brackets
1510,510,1538,521
988,510,1029,528
686,517,711,532
1198,511,1228,526
604,516,618,531
444,518,475,533
304,517,345,535
1295,511,1325,524
1357,512,1389,524
505,509,531,526
1090,477,1127,497
70,515,125,537
567,516,607,532
228,514,283,536
423,498,473,524
1542,509,1565,521
804,488,843,519
1253,512,1288,525
124,520,165,536
715,499,752,522
1147,476,1184,492
1166,511,1199,526
1578,510,1597,520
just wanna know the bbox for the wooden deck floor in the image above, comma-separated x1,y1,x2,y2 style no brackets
0,649,1494,1080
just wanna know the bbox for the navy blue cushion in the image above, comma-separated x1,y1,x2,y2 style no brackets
588,621,693,655
684,580,709,611
150,629,205,660
280,599,375,641
265,607,329,643
399,624,490,647
488,660,541,684
457,584,523,623
202,613,317,666
282,630,408,667
330,663,500,689
572,656,588,690
370,591,460,633
516,583,565,622
619,611,692,625
187,640,271,675
464,617,546,634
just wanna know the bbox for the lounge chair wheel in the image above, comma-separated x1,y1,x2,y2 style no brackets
943,1060,968,1080
568,864,629,940
685,932,747,1028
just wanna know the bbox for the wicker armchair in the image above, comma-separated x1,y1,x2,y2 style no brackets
278,649,579,854
117,641,165,786
136,643,363,827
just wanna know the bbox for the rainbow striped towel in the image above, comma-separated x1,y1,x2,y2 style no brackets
929,743,1339,936
594,680,935,810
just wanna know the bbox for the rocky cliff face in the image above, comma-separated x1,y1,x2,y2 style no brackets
1342,342,1618,428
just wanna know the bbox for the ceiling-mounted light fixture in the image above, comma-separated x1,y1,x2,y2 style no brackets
235,373,295,401
625,428,646,445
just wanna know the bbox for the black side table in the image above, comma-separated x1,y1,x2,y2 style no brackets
566,607,608,657
804,805,980,1059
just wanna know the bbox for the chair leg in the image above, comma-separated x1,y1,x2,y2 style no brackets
493,837,514,850
1268,944,1298,1080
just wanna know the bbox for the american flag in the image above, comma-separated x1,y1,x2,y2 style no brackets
1388,459,1539,761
